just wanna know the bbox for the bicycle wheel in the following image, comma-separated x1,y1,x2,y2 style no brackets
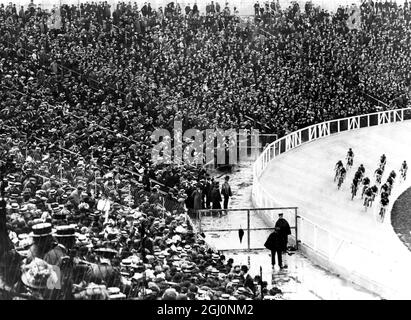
379,208,385,222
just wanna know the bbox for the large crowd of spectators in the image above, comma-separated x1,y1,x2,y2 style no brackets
0,0,410,300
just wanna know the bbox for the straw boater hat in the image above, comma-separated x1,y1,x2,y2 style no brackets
53,225,76,238
30,223,53,238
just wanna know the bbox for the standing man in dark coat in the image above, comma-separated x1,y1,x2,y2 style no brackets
27,223,66,267
211,181,222,210
203,177,212,209
215,2,221,13
275,213,291,268
193,3,199,15
185,4,191,15
141,2,148,17
18,6,25,23
264,227,283,269
254,1,260,15
192,184,203,213
221,175,232,210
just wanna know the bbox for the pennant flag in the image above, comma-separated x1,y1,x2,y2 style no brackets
47,8,62,30
347,4,361,30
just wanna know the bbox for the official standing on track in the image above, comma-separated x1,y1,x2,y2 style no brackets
264,227,284,270
275,213,291,269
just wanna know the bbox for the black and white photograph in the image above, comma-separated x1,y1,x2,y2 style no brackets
0,0,410,307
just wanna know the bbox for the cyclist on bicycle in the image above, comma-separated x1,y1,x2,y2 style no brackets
361,177,370,199
338,167,346,189
363,186,374,208
370,185,379,205
358,164,365,175
354,168,363,183
346,148,354,168
381,183,389,194
374,167,383,184
379,196,389,221
381,190,389,202
400,161,408,181
379,154,387,171
334,160,344,182
387,176,395,195
351,177,359,200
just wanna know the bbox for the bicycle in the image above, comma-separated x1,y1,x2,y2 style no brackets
361,177,370,199
364,192,375,209
337,174,345,190
379,196,389,222
368,194,375,208
351,183,357,200
334,166,341,182
375,173,382,185
346,156,353,171
400,168,407,182
379,205,386,222
361,185,367,199
379,161,386,173
386,183,392,196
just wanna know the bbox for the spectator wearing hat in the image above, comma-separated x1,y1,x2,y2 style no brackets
1,0,395,300
23,177,37,198
69,185,85,210
148,185,162,205
54,225,76,253
140,232,154,261
27,223,66,267
191,184,203,215
210,181,222,211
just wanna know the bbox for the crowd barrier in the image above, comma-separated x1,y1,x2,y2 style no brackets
252,107,411,298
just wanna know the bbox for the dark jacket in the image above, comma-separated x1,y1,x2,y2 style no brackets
275,218,291,251
204,181,212,199
264,231,282,251
192,189,202,210
210,186,222,209
243,273,256,293
221,182,232,197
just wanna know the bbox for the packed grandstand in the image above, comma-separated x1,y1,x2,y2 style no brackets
0,0,410,300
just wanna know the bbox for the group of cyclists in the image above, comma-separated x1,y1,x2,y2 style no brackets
334,148,408,221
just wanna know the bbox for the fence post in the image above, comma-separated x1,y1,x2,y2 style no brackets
260,266,263,300
198,210,202,234
295,208,299,250
247,209,251,250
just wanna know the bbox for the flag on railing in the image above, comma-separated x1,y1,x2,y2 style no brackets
47,8,62,30
346,4,361,30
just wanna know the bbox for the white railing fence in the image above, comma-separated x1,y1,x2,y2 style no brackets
252,107,411,298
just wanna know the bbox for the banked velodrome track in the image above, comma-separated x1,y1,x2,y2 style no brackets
252,108,411,299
